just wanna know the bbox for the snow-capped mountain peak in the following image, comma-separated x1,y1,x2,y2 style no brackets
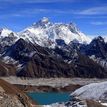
0,28,19,48
19,17,91,47
0,28,13,37
0,28,19,39
32,17,52,28
40,17,49,23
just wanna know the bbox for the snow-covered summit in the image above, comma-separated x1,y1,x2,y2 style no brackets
19,17,91,47
0,28,19,48
32,17,52,28
0,28,14,37
0,28,19,38
40,17,49,23
0,18,91,48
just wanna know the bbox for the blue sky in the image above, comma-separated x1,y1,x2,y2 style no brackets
0,0,107,37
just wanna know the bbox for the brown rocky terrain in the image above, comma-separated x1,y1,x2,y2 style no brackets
0,79,37,107
15,84,82,93
86,100,106,107
0,61,16,76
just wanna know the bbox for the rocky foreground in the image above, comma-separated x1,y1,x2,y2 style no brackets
44,98,106,107
0,92,25,107
1,77,107,107
0,79,37,107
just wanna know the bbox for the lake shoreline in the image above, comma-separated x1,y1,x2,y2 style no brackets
15,84,82,93
1,76,107,86
1,76,107,93
0,77,107,107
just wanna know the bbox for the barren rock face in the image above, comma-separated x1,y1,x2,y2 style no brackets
43,98,106,107
0,79,36,107
0,92,24,107
0,86,5,92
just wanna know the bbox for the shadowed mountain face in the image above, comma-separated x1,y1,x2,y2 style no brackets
69,36,107,69
0,38,107,78
2,39,76,78
80,36,107,59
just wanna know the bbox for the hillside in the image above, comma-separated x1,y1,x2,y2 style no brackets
0,79,37,107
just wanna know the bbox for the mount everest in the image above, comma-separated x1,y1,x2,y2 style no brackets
0,17,107,78
0,17,91,48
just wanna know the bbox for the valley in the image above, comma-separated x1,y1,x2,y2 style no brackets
0,17,107,107
1,76,107,88
1,77,107,106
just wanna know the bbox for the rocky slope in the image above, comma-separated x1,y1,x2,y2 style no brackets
0,92,25,107
0,60,16,76
0,79,36,107
44,97,106,107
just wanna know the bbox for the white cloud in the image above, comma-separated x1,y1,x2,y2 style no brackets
1,9,75,18
78,6,107,15
91,21,107,25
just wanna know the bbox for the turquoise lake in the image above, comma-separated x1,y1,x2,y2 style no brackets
27,92,70,105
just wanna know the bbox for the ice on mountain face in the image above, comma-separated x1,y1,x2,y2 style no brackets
19,17,91,47
0,28,19,47
104,36,107,43
0,28,12,37
0,18,91,49
54,24,91,44
19,27,52,47
0,28,18,38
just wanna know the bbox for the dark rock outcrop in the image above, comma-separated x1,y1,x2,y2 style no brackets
80,36,107,59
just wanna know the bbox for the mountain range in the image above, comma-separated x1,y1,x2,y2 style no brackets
0,17,107,78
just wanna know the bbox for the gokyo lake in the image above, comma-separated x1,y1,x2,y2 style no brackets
27,92,70,105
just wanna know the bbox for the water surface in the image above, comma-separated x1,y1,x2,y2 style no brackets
27,92,70,105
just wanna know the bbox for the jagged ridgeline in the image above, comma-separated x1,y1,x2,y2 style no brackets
0,17,107,78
